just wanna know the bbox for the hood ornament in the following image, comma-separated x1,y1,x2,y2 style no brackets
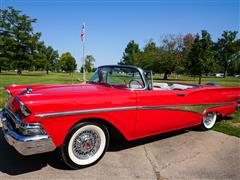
18,87,32,95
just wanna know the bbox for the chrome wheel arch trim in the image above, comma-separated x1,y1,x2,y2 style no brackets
35,102,235,118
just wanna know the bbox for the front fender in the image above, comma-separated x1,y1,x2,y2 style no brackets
37,110,136,147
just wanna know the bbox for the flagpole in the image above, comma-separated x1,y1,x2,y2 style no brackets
81,22,86,82
83,39,86,82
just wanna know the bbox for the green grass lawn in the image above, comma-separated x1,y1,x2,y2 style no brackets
153,74,240,87
0,71,93,107
0,71,239,137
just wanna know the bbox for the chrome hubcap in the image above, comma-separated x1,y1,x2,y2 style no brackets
203,113,216,128
72,130,101,160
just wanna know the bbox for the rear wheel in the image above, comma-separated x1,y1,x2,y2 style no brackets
200,112,217,130
60,122,109,169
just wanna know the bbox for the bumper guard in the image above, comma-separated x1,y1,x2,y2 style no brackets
0,109,56,156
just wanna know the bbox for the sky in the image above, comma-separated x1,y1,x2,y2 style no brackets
1,0,239,69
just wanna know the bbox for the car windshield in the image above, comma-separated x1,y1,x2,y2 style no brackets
88,66,145,90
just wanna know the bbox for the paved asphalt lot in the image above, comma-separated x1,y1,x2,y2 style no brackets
0,119,239,180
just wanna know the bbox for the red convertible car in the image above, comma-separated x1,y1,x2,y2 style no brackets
1,65,240,169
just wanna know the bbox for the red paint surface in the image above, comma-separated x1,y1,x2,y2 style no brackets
5,83,240,147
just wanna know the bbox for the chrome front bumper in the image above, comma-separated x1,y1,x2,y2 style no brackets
0,109,56,156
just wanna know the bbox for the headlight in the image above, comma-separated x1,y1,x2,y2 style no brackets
16,97,32,117
17,122,47,136
20,103,31,117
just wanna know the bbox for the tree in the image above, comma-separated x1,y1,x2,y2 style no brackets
182,33,194,72
186,30,215,84
58,52,77,74
0,7,42,74
84,55,95,72
44,46,59,74
139,40,158,70
33,41,47,71
0,30,11,72
119,40,141,65
215,31,240,77
160,35,184,79
228,51,240,75
121,37,187,80
183,33,194,49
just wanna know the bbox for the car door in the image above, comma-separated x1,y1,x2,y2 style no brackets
134,89,195,138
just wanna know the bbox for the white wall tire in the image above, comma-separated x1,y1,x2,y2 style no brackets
200,112,217,130
61,122,109,169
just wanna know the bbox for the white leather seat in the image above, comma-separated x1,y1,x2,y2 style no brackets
153,83,171,90
170,84,193,90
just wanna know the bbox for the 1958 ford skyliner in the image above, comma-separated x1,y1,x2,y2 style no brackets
1,65,240,169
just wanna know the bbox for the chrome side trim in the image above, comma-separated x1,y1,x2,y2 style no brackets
138,102,235,114
35,106,137,118
35,102,235,118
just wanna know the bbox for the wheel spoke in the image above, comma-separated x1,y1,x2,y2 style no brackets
72,129,101,160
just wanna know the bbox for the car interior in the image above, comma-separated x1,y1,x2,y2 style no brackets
152,82,195,90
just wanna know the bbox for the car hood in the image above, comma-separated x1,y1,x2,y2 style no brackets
5,83,122,115
6,83,111,97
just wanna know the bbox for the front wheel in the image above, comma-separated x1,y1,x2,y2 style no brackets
199,112,217,130
60,122,109,169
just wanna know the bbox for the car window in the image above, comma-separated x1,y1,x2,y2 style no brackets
88,67,145,90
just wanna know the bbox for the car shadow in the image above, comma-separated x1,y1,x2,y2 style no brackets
108,129,188,151
0,130,71,175
0,128,189,175
219,116,234,121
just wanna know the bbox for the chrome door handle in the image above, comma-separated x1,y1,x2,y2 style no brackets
177,94,185,97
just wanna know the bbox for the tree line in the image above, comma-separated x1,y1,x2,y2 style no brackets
1,7,239,83
119,31,240,83
0,7,96,75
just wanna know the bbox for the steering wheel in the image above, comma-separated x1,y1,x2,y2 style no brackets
128,79,144,89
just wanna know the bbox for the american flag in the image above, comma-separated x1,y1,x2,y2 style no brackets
81,23,85,43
